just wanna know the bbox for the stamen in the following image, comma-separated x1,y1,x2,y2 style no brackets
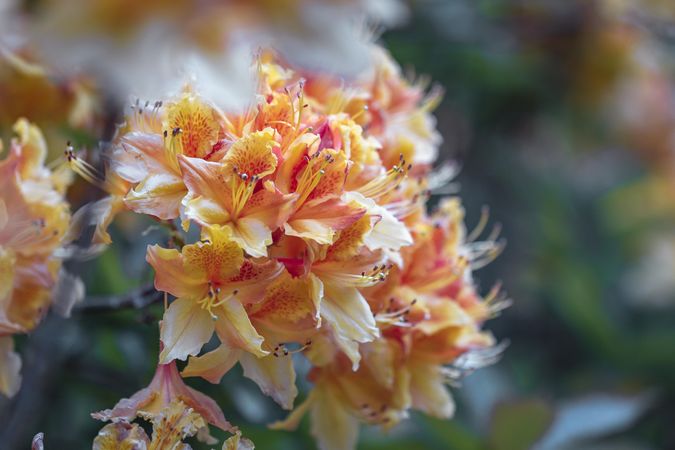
272,339,312,357
357,155,410,199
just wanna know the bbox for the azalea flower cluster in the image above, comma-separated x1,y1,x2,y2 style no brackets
0,119,71,397
81,47,505,450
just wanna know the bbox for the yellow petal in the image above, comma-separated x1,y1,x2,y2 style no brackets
240,352,298,410
223,128,278,178
159,298,215,363
146,245,206,298
183,194,231,228
214,298,267,357
408,361,455,419
325,213,373,260
182,345,241,384
0,247,16,306
310,382,359,450
182,226,244,281
361,339,395,390
165,94,219,158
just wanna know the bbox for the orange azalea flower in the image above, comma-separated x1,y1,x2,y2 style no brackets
147,225,283,362
179,127,297,256
92,359,232,435
110,92,223,221
0,119,70,397
182,267,321,410
93,398,248,450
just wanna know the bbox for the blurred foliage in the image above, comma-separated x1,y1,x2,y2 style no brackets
2,0,675,449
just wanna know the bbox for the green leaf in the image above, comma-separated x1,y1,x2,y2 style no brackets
489,399,554,450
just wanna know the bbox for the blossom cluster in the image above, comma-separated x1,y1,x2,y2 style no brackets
82,47,506,450
0,120,71,397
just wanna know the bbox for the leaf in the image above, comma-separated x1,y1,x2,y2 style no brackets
489,399,554,450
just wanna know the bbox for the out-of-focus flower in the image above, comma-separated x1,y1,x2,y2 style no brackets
272,198,505,449
93,399,232,450
0,119,71,397
1,0,407,109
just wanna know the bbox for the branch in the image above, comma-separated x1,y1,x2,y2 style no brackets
73,284,163,313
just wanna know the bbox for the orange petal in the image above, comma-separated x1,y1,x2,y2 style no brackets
286,197,366,245
146,245,206,299
124,172,185,220
408,361,455,419
182,345,241,384
214,298,267,357
227,259,285,304
240,352,298,410
179,155,232,217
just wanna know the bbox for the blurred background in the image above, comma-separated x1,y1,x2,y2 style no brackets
2,0,675,449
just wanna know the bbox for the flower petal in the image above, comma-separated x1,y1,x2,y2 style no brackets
408,361,455,419
269,391,315,431
343,191,412,251
182,225,244,281
0,337,21,397
159,298,215,363
223,128,278,178
182,194,231,230
182,345,241,384
214,298,267,357
232,217,273,258
179,155,232,216
310,382,359,450
146,245,206,299
240,352,298,410
286,198,365,245
322,283,379,347
124,172,185,220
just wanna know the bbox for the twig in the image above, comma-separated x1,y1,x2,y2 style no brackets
73,285,162,313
